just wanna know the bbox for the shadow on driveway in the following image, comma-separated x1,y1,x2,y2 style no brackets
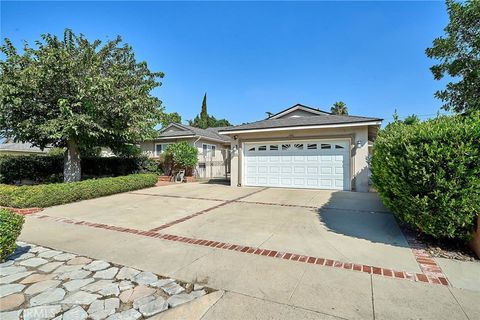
316,191,409,248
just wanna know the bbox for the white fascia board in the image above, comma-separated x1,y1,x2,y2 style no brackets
219,121,381,135
270,106,328,119
156,135,195,140
0,149,45,153
156,135,229,144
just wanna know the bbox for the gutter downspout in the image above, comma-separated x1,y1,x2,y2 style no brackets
193,136,201,178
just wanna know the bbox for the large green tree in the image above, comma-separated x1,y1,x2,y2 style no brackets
0,29,163,182
426,0,480,113
188,93,231,128
159,109,181,128
200,93,208,129
330,101,348,115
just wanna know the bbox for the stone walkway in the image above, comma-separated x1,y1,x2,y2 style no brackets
0,242,212,320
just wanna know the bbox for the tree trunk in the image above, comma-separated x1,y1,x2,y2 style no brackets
64,140,81,182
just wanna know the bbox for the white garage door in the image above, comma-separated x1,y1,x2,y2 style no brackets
244,140,350,190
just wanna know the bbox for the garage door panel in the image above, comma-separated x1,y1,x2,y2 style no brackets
269,177,279,185
258,166,268,173
246,166,257,174
307,167,318,174
321,167,332,174
244,140,350,190
281,166,292,173
294,166,305,174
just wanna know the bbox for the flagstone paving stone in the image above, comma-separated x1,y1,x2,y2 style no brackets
0,271,33,284
66,257,92,266
0,293,25,311
0,284,25,298
24,280,61,295
20,273,56,284
1,242,214,319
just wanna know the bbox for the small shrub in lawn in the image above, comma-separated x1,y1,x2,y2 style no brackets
0,173,158,208
370,113,480,241
0,209,25,261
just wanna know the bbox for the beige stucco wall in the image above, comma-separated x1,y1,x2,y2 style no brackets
228,125,370,192
139,138,230,179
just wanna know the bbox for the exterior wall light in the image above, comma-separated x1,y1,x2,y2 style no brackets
356,140,362,148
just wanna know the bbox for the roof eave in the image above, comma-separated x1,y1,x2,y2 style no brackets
156,134,230,144
219,120,382,135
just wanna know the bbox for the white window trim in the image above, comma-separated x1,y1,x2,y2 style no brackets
155,143,171,157
202,143,216,156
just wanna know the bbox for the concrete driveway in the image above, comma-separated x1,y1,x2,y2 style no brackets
19,183,480,320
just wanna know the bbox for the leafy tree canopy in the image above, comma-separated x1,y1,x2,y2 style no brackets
403,114,421,125
330,101,348,115
188,93,231,128
0,29,163,181
426,0,480,113
188,115,231,128
159,109,181,128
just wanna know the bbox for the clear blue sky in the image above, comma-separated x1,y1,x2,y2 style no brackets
1,1,449,125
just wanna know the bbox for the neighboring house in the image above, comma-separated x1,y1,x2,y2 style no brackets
218,104,382,192
0,139,48,155
140,123,232,179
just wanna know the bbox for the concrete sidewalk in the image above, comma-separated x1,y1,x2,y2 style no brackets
19,216,479,320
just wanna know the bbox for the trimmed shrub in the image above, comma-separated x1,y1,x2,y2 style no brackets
0,173,158,208
370,114,480,241
0,209,25,261
0,155,161,184
165,142,198,172
0,154,63,184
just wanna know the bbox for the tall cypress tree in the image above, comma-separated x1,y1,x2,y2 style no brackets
200,93,208,129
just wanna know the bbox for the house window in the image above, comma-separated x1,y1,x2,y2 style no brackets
202,143,217,156
335,144,344,149
321,144,331,149
307,143,317,150
269,145,279,151
155,143,171,157
258,145,267,151
248,147,256,151
282,144,291,150
294,144,304,150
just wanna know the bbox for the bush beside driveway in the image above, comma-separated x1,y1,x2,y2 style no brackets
371,114,480,247
0,174,158,208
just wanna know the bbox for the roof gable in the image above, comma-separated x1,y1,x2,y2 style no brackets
270,104,330,119
161,123,191,133
158,123,232,143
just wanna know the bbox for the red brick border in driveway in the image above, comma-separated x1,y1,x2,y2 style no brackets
31,213,450,286
1,206,43,215
147,188,268,232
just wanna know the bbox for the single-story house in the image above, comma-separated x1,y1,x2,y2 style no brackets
0,140,48,156
218,104,382,192
140,123,232,179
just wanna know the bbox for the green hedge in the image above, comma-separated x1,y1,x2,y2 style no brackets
370,114,480,241
0,209,25,261
0,155,162,184
0,174,158,208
